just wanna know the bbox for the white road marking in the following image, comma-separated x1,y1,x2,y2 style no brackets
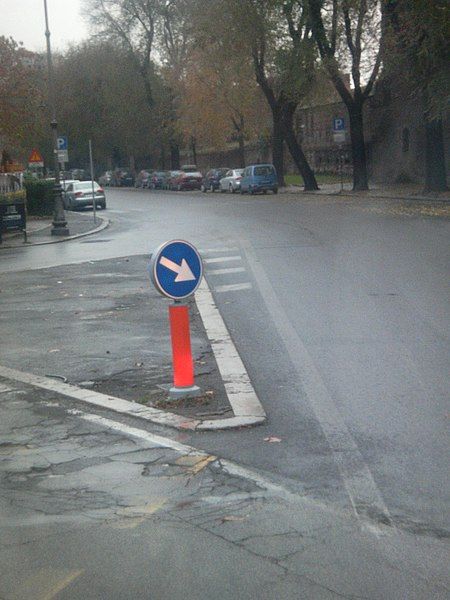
0,383,15,393
199,247,239,253
215,283,252,293
204,255,242,264
195,278,266,421
208,267,246,275
241,239,393,525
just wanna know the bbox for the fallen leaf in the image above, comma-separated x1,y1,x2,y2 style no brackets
264,436,282,443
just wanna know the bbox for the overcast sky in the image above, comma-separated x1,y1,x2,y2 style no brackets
1,0,89,52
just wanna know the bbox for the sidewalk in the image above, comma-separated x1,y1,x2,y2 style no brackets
282,181,450,203
0,211,109,249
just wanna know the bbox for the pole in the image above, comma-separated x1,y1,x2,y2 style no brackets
43,0,69,235
168,303,201,400
340,146,344,193
89,140,97,224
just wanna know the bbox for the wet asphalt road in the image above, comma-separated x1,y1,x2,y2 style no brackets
1,187,449,539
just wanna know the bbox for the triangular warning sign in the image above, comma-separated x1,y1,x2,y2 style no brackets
28,149,44,163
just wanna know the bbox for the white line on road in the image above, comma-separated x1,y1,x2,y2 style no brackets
215,283,252,293
203,256,242,264
0,364,264,430
199,247,239,253
195,278,265,423
207,267,246,275
241,239,394,526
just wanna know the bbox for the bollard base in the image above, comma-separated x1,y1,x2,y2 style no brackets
168,385,202,400
51,226,70,236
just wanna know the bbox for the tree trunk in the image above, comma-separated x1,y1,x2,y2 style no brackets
282,104,319,191
348,102,369,191
190,137,197,166
170,143,180,169
272,109,285,186
424,116,448,192
237,132,246,168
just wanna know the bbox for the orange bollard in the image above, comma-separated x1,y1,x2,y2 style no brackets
168,304,201,398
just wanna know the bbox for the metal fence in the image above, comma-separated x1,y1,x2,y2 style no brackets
0,173,23,194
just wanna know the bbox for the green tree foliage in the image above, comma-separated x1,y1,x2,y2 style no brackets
54,41,165,170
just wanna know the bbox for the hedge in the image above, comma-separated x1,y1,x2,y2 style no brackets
24,179,55,216
0,190,26,205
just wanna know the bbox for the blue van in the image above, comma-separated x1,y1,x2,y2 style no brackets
240,164,278,195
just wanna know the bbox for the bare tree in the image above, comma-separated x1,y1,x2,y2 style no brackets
87,0,164,109
308,0,384,190
223,0,319,189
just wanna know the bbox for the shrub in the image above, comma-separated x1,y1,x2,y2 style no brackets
24,179,55,216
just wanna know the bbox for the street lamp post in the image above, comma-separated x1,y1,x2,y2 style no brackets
43,0,69,235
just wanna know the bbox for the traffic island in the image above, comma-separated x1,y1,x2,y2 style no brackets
0,255,265,430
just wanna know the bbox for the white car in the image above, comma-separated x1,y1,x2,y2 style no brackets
61,179,79,192
219,169,244,193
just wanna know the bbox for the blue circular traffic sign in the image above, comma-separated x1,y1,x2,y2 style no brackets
149,240,203,300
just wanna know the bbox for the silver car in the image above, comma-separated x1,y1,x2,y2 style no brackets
219,169,244,193
64,181,106,210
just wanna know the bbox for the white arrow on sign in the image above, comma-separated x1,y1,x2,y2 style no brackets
159,256,196,282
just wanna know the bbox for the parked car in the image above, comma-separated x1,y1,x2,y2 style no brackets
135,170,152,188
218,169,244,193
63,181,106,210
166,170,183,190
149,171,168,189
99,171,112,186
118,171,134,187
60,179,80,192
171,166,203,191
201,168,231,192
240,164,278,194
180,164,198,172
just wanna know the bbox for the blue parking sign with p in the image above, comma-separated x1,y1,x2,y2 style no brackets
333,118,345,132
57,136,68,150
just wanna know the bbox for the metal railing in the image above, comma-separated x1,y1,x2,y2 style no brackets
0,173,23,194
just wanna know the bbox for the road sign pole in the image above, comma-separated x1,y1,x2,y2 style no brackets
168,303,201,399
89,140,97,224
43,0,69,236
148,239,203,400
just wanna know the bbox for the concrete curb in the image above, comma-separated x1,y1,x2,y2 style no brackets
0,365,266,431
0,215,109,249
280,186,449,203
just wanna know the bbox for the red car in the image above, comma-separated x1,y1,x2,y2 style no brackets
170,166,203,191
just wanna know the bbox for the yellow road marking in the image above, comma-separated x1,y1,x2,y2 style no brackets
110,499,167,529
43,570,83,600
11,569,83,600
175,454,217,475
